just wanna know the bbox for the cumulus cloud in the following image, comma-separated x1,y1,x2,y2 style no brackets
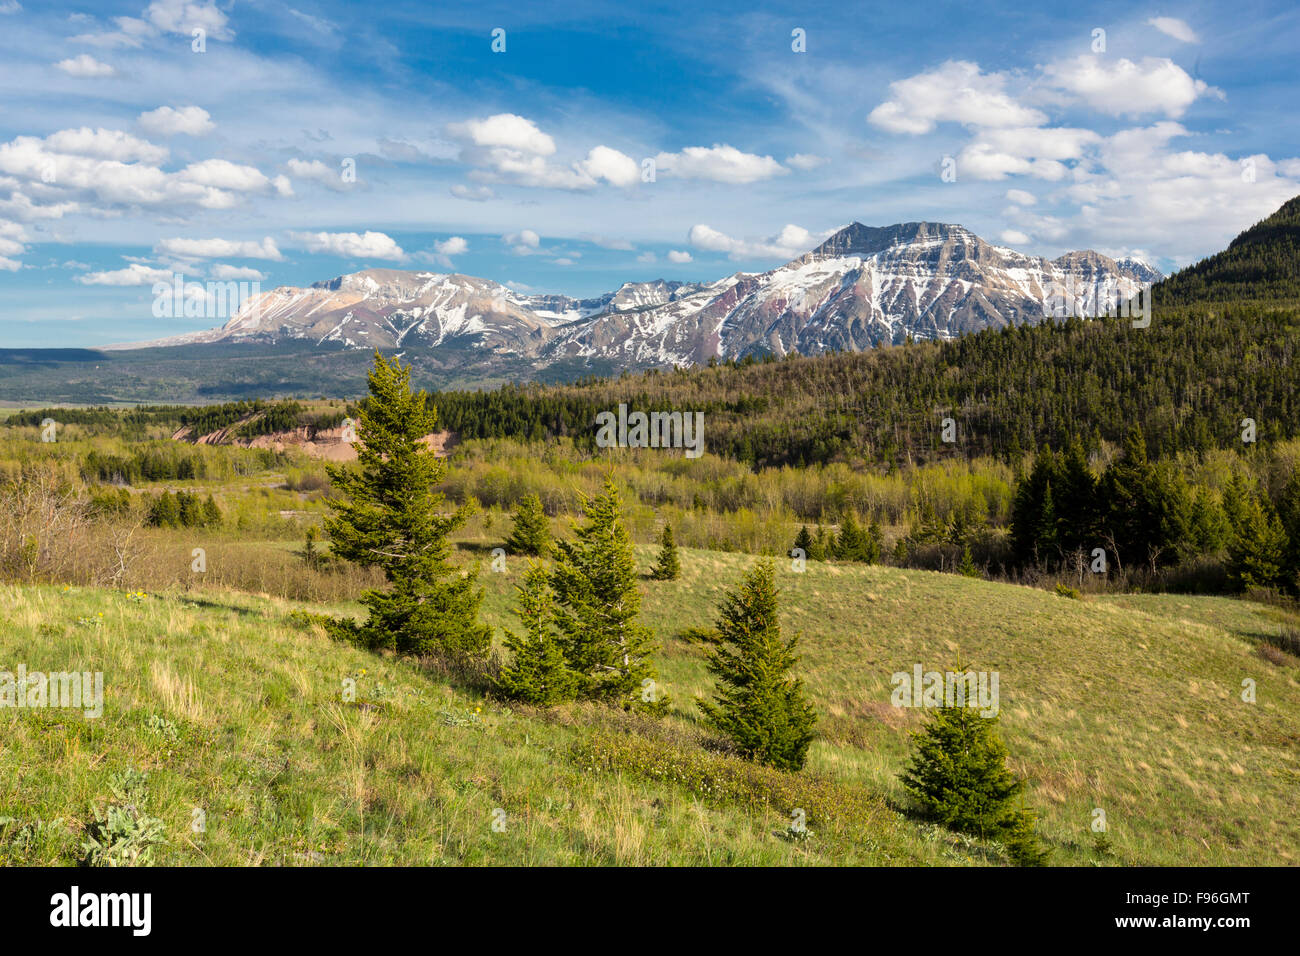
43,128,168,164
154,236,283,260
502,229,541,255
436,236,468,256
867,61,1046,134
1147,16,1199,43
666,250,692,263
446,113,556,155
76,262,175,286
1005,189,1037,206
0,128,289,214
285,158,349,190
999,230,1031,245
576,145,640,187
688,223,824,260
653,144,787,184
288,230,405,260
1041,56,1220,118
54,55,116,78
138,105,214,137
207,264,266,280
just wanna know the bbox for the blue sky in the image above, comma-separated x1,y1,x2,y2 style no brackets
1,0,1298,346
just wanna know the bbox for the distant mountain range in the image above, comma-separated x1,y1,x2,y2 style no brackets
104,221,1161,371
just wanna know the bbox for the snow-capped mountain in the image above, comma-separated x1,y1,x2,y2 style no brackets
107,222,1160,370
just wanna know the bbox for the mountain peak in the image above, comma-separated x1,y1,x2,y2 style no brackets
812,220,979,259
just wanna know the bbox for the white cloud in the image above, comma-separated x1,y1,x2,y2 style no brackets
577,145,640,187
868,61,1046,134
0,3,23,15
502,229,541,255
446,113,556,155
207,264,266,280
0,257,20,271
553,257,575,266
653,144,787,184
1041,56,1220,118
138,106,214,137
435,236,468,256
636,251,656,264
76,262,175,286
43,127,168,164
288,230,405,260
1005,189,1037,206
72,0,234,47
999,230,1031,245
785,153,828,170
285,158,348,190
666,250,693,263
155,236,283,260
54,55,117,78
1147,16,1199,43
688,222,823,260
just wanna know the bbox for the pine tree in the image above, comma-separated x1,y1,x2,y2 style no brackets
1277,472,1300,595
324,351,491,661
505,493,551,557
833,510,879,563
550,476,660,705
958,544,980,578
792,525,813,559
498,562,577,705
650,523,681,580
699,560,817,771
1227,493,1288,592
899,690,1026,839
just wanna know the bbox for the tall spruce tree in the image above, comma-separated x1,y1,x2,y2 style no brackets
506,493,551,557
324,352,491,660
700,560,817,771
550,476,660,705
1227,492,1288,592
650,523,681,580
498,562,577,705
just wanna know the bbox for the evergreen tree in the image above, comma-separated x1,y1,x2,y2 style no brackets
498,562,577,705
792,525,814,559
1277,472,1300,595
505,493,551,557
699,560,817,771
650,523,681,580
899,690,1027,839
958,544,980,578
834,510,880,563
1227,492,1288,592
202,494,222,527
550,476,660,705
810,525,830,561
324,352,491,661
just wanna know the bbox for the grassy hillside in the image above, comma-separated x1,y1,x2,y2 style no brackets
4,549,1297,866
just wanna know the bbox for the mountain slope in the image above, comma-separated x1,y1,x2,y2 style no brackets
1154,196,1300,306
5,559,1296,865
